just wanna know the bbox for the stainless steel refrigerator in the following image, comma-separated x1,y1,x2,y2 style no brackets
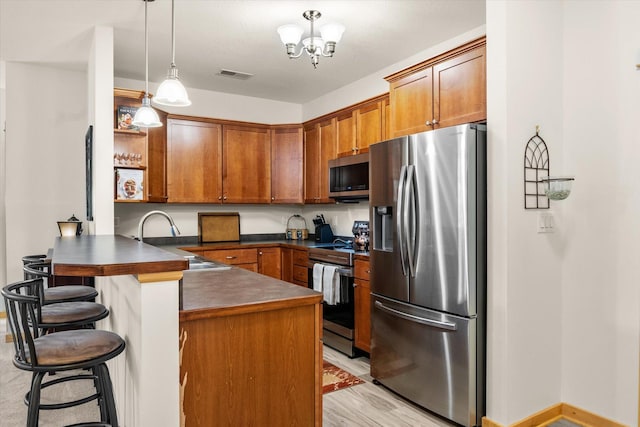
369,123,486,427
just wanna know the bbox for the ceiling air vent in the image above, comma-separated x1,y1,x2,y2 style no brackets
217,69,254,80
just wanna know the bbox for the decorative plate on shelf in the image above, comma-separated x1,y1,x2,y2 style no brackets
115,168,143,200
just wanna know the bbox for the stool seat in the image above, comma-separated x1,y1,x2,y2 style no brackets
40,302,108,327
44,285,98,303
31,330,124,366
23,261,97,304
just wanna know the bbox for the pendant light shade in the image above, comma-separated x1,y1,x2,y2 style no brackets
133,95,162,128
133,0,162,128
153,0,191,107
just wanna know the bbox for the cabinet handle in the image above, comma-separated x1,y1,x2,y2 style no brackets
432,119,438,125
223,196,227,200
366,270,371,274
271,197,275,201
425,120,432,126
259,251,263,255
218,196,222,200
225,256,236,260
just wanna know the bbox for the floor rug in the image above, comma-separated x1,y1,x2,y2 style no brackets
322,360,365,394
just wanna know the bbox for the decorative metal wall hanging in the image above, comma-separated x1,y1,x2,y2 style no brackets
524,126,550,209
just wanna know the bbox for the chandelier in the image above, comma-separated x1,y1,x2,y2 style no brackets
277,10,345,69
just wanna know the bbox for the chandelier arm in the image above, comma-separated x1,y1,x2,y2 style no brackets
144,0,149,95
288,48,306,59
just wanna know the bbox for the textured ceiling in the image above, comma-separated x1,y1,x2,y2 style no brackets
0,0,486,103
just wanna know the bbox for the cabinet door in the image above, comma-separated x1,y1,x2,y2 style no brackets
223,125,271,203
389,68,433,138
258,247,282,280
303,124,320,203
354,279,371,353
147,110,167,202
167,118,222,203
433,44,486,128
356,101,383,153
354,259,371,352
336,111,356,158
271,127,303,204
281,247,293,283
318,118,336,203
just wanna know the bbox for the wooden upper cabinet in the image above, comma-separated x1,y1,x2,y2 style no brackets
147,110,168,202
356,100,384,153
433,44,486,128
389,68,434,137
271,127,303,204
387,37,486,138
318,118,336,203
304,124,320,203
222,124,271,204
167,118,222,203
304,118,335,203
336,111,356,158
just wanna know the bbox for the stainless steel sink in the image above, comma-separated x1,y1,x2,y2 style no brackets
185,256,231,271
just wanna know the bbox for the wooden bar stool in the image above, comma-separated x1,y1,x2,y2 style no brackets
2,279,125,427
24,261,98,304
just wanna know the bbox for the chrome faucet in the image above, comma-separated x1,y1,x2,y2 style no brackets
136,210,180,242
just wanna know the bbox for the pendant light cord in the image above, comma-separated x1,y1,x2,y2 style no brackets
171,0,176,66
144,0,149,95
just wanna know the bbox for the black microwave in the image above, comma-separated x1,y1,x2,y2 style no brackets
328,153,369,200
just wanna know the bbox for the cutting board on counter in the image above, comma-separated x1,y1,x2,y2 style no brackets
198,212,240,243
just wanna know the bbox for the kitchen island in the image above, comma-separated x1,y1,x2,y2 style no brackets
180,268,323,426
51,235,323,427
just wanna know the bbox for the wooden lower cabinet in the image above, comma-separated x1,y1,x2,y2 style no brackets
258,247,282,279
203,248,258,272
179,301,322,426
292,249,309,287
354,258,371,353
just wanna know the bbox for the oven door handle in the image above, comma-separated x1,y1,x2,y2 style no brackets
307,262,354,278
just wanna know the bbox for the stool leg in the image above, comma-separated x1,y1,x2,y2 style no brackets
97,363,119,427
92,366,108,422
27,371,46,427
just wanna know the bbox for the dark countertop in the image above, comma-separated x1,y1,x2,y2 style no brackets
179,267,322,321
52,235,188,276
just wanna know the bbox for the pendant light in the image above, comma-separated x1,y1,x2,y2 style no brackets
153,0,191,107
132,0,162,128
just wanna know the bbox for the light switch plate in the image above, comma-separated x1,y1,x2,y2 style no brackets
537,211,554,233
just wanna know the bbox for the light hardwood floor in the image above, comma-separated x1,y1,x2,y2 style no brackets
323,345,456,427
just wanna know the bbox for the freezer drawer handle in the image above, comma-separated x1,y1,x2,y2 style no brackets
374,301,457,331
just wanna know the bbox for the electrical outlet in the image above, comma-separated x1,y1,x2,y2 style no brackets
537,212,554,233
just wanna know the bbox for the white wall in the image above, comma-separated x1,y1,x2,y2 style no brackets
486,1,565,423
4,63,87,283
0,61,6,309
115,202,369,239
115,77,302,125
487,1,639,425
88,26,115,235
561,1,640,423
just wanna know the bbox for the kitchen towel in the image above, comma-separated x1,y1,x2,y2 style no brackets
322,265,339,305
313,263,324,293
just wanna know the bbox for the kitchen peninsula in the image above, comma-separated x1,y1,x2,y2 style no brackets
51,235,323,427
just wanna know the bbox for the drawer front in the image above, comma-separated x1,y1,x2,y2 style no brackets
293,249,308,266
354,259,371,281
293,265,308,283
204,249,258,265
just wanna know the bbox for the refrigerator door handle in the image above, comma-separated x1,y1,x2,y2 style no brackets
405,165,416,277
396,165,408,276
374,301,457,331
